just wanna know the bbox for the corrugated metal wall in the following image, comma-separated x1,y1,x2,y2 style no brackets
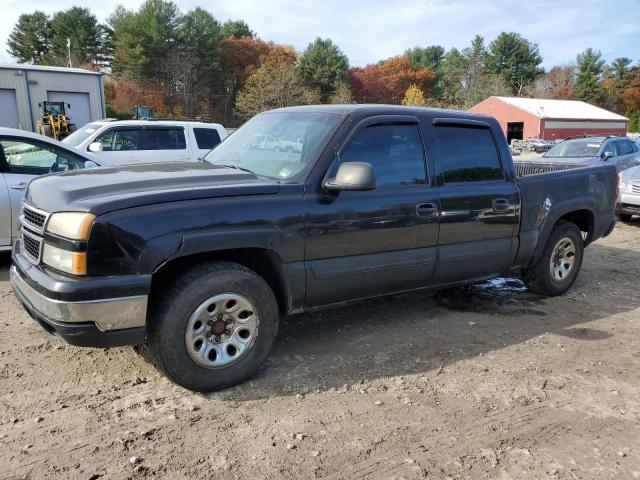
0,67,104,132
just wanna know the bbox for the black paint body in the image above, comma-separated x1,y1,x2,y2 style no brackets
16,105,617,326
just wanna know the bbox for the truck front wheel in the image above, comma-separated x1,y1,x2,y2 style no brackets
523,221,584,297
148,261,279,392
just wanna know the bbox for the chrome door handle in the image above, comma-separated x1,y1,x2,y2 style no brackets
416,202,438,217
492,198,510,212
10,182,26,190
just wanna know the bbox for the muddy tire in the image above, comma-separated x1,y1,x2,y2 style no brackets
523,221,584,297
617,213,632,222
148,261,279,392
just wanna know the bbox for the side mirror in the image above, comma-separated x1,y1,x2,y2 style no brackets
602,151,614,160
88,142,103,153
324,162,375,192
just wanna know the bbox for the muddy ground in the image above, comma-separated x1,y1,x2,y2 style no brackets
1,220,639,480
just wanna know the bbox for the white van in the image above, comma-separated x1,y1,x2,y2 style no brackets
62,120,228,164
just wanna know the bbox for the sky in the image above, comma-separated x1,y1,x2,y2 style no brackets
1,0,639,69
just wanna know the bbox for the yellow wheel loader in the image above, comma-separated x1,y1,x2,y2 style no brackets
36,101,76,140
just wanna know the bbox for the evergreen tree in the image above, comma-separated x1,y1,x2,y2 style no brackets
7,12,51,63
575,48,605,103
299,38,349,101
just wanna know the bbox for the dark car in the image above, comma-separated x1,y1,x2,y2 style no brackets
11,105,617,392
531,136,640,172
529,139,553,153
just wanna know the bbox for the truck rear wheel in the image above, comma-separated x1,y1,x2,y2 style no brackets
523,221,584,297
148,261,279,392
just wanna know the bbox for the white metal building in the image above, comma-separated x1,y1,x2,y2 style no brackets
0,64,105,132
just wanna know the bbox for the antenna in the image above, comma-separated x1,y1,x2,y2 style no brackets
66,38,72,68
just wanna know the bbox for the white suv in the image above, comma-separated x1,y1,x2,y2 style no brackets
62,120,228,164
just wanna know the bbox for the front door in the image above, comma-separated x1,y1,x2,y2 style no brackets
304,117,439,306
429,122,519,284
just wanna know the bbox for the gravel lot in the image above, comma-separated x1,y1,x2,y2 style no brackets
1,220,639,479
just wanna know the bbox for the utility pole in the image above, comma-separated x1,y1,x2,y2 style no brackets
67,38,72,68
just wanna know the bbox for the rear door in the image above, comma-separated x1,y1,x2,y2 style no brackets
429,120,519,284
139,126,190,162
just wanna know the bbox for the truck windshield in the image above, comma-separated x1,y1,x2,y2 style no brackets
544,141,601,158
204,112,343,181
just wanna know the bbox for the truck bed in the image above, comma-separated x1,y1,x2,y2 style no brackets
513,163,617,268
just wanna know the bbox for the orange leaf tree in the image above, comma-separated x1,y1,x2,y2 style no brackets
348,55,435,104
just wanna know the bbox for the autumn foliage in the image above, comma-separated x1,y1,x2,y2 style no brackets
348,55,435,104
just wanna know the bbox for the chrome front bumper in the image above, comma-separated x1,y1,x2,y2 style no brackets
10,266,147,332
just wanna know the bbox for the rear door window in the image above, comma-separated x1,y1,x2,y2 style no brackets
194,128,222,149
434,125,503,183
618,140,633,155
142,128,186,150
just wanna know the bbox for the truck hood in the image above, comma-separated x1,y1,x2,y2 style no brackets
25,162,279,215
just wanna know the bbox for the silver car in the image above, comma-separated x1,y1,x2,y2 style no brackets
536,136,640,172
0,127,98,251
617,164,640,221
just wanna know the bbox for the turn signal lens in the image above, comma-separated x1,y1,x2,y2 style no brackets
42,244,87,275
46,212,95,240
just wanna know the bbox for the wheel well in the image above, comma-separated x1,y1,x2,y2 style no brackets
559,209,594,243
150,249,290,315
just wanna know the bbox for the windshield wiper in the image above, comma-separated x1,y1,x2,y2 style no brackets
213,163,256,175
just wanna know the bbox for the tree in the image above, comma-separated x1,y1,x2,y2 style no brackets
235,50,320,119
175,8,222,115
221,20,254,39
328,81,353,104
348,55,435,104
109,0,181,80
299,37,349,101
7,12,51,63
46,7,108,66
402,84,427,106
407,45,445,72
486,32,543,95
219,36,275,124
575,48,605,103
437,48,466,107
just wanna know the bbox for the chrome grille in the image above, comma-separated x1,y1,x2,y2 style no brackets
22,230,42,263
631,183,640,194
21,205,49,233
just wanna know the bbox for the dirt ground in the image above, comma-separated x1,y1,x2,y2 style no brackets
1,220,639,480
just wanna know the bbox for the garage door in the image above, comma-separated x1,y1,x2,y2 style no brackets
47,91,92,129
0,89,20,129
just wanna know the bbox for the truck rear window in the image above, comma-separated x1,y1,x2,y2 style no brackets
194,128,222,149
434,126,503,183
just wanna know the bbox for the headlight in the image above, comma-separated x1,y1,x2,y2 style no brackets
42,244,87,275
46,212,95,240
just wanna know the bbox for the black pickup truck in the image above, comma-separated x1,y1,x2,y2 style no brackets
11,105,617,392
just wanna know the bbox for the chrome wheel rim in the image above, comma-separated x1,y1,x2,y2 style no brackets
550,237,576,282
185,293,259,369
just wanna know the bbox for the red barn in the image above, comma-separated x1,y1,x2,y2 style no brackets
469,96,628,143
